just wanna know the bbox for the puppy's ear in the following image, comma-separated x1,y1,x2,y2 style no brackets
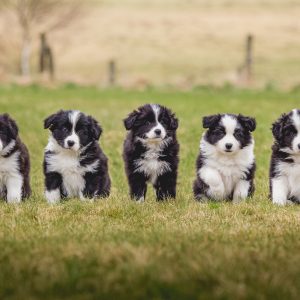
170,114,179,130
123,110,139,130
4,114,18,139
238,115,256,132
272,114,286,141
44,110,62,129
202,114,221,129
88,116,102,140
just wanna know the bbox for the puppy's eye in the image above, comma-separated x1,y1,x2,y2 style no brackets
214,128,225,134
62,127,68,133
145,121,151,125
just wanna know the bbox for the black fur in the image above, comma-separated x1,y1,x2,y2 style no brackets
269,110,300,203
193,113,256,201
123,104,179,201
0,114,31,201
43,110,110,201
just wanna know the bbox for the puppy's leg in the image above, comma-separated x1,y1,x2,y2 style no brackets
6,176,23,203
271,176,289,205
233,180,251,203
128,173,147,202
199,167,225,200
155,171,177,201
45,172,62,204
193,178,209,202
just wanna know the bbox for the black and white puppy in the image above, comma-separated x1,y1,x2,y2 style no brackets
0,114,31,203
123,104,179,202
43,110,111,203
193,114,256,202
270,109,300,205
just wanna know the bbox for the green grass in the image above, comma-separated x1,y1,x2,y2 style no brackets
0,85,300,299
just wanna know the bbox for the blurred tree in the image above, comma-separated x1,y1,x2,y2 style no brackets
3,0,81,78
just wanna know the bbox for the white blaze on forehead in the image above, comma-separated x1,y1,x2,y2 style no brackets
69,110,81,129
151,104,160,122
292,109,300,131
65,110,81,151
221,115,238,134
145,104,166,141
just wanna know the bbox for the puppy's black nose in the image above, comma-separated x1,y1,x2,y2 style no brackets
298,144,300,150
154,129,161,136
225,143,233,150
67,140,75,147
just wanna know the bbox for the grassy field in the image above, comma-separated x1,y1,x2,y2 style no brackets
0,85,300,299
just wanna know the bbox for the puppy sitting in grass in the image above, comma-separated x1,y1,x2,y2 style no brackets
123,104,179,202
270,109,300,205
193,113,256,202
43,110,111,203
0,114,31,203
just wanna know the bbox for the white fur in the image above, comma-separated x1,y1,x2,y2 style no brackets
233,180,251,203
134,137,172,184
198,135,254,200
0,140,16,156
145,105,166,140
216,115,240,154
0,149,23,203
291,109,300,153
273,156,300,205
64,110,80,151
45,137,99,201
45,189,61,204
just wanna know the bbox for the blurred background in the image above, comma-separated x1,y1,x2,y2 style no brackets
0,0,299,89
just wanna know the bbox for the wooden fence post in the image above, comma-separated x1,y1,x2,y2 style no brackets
39,32,54,80
245,34,253,82
108,60,116,86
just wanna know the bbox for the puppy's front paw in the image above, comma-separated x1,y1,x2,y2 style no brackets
45,189,61,204
208,184,225,200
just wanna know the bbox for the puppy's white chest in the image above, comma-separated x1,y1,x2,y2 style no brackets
0,152,20,188
47,152,85,197
134,150,170,184
279,162,300,197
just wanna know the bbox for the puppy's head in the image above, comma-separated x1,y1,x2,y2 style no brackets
272,109,300,154
203,113,256,154
0,114,18,151
44,110,102,151
123,104,178,143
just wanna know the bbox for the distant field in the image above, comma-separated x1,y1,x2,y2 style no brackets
1,0,300,88
0,85,300,299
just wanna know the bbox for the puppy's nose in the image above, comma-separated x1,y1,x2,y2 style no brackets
225,143,233,150
154,129,161,136
298,144,300,150
67,140,75,147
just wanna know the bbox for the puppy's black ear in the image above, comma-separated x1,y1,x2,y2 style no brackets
170,114,179,130
123,110,139,130
203,114,221,129
44,110,62,129
272,114,286,141
4,114,18,138
88,116,102,140
238,115,256,132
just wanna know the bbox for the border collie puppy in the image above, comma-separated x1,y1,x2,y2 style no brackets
270,109,300,205
43,110,111,203
0,114,31,203
123,104,179,202
193,114,256,202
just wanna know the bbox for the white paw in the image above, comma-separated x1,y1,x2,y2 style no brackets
208,185,225,200
136,197,145,204
45,189,60,204
6,196,21,204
